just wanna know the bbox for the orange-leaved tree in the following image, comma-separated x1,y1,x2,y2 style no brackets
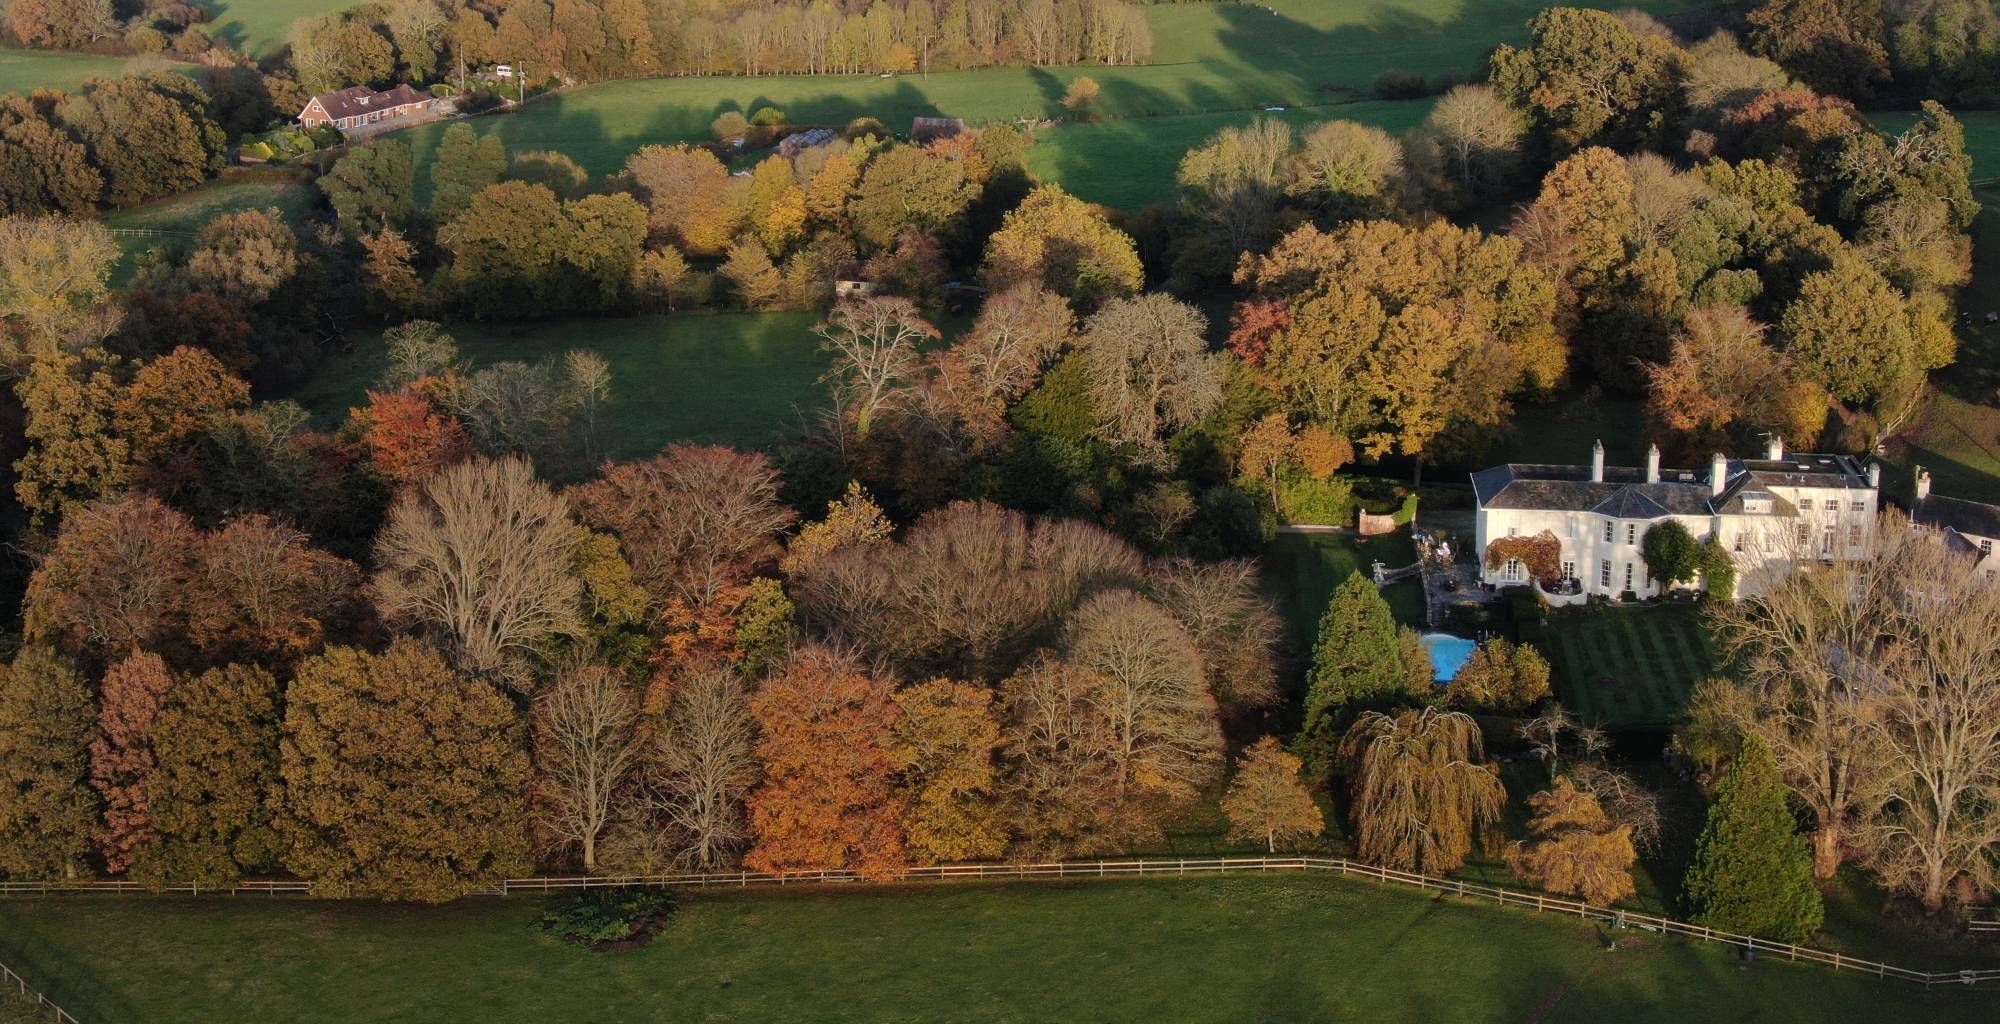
745,643,906,879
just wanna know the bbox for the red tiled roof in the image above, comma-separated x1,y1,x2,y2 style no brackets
305,84,428,122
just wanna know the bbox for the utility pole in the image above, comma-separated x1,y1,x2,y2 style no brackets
518,61,526,105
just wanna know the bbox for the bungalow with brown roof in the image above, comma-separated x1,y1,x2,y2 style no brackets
298,84,432,132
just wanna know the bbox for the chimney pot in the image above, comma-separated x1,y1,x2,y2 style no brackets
1710,453,1729,497
1590,439,1605,483
1766,435,1784,461
1867,463,1881,489
1645,444,1661,484
1915,467,1931,501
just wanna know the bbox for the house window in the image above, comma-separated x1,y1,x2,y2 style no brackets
1851,500,1865,512
1987,570,1996,583
1507,526,1518,538
1625,524,1636,545
1798,498,1813,512
1849,525,1863,548
1733,533,1744,554
1604,521,1614,543
1624,563,1634,591
1561,560,1575,581
1796,522,1810,545
1502,559,1524,583
1600,560,1611,588
1981,539,1993,559
1822,525,1835,555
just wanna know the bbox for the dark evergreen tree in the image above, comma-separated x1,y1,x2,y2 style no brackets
1684,735,1824,943
1297,574,1428,775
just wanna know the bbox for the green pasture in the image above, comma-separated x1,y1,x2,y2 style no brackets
0,48,155,95
291,312,832,458
205,0,353,58
1541,603,1714,728
1026,98,1435,211
384,0,1718,188
3,873,1993,1024
101,178,319,285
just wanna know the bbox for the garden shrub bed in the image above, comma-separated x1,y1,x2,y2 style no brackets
541,887,679,951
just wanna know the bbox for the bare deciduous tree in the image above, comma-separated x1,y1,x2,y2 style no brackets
816,296,938,439
372,456,584,685
1062,589,1223,803
1859,523,2000,911
1706,526,1896,878
532,658,642,871
1147,558,1282,713
1078,294,1224,461
563,349,613,465
649,659,760,870
790,502,1150,681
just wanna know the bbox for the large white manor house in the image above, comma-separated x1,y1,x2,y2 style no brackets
1471,438,1881,601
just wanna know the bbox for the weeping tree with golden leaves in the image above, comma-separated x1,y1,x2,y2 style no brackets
1339,707,1505,874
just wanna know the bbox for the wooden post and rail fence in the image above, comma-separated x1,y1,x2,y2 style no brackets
6,855,2000,1021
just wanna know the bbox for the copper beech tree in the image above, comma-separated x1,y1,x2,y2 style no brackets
89,651,176,873
744,644,906,879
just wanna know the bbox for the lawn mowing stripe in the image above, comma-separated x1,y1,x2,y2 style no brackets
1607,616,1652,723
1631,616,1680,724
1625,615,1673,724
1553,630,1597,723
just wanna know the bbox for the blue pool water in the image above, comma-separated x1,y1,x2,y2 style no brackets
1421,633,1477,683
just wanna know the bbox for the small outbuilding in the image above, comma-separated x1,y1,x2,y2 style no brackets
910,116,966,144
776,127,838,159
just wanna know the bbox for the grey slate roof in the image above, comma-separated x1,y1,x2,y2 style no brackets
1473,454,1864,518
1912,494,2000,540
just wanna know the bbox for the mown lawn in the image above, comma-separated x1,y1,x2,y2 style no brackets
290,312,831,458
1541,603,1714,728
1260,530,1427,655
0,48,149,96
385,0,1719,190
2,874,1993,1024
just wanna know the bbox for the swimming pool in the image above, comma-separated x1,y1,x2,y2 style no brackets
1420,633,1477,683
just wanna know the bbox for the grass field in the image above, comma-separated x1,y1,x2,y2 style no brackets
1026,98,1436,210
290,312,832,458
387,0,1717,191
203,0,351,58
1541,604,1714,728
101,177,319,284
1260,530,1427,657
3,875,1994,1024
0,47,156,95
